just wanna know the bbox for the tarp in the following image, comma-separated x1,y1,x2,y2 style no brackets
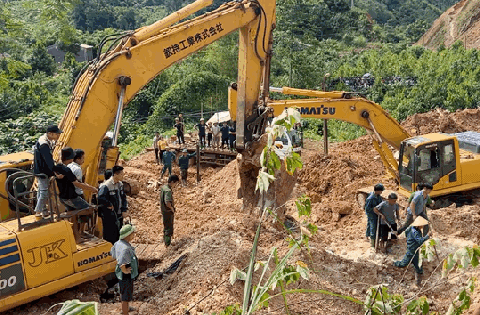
206,111,231,124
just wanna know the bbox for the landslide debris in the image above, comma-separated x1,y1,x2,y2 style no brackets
401,108,480,135
418,0,480,49
8,108,480,315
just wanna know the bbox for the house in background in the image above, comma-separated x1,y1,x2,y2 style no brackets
47,43,93,63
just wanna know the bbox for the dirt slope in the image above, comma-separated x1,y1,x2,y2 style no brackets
7,108,480,315
418,0,480,49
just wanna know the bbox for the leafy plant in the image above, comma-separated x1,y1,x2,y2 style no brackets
56,300,98,315
446,278,476,315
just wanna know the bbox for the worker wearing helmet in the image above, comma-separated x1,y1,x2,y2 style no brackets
178,149,196,185
364,183,384,248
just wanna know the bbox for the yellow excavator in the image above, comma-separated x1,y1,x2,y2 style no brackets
0,0,276,311
1,0,478,311
229,85,480,207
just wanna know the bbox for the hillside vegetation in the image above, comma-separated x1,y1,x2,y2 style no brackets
0,0,474,157
418,0,480,50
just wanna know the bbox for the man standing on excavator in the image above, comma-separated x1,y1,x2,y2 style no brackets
364,183,384,248
33,125,63,220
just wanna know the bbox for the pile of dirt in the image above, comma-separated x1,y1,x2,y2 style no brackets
298,136,395,225
10,108,480,315
418,0,480,49
401,108,480,135
429,204,480,242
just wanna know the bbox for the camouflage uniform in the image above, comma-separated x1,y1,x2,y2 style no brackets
160,184,174,246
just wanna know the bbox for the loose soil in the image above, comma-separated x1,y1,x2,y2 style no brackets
7,108,480,314
419,0,480,49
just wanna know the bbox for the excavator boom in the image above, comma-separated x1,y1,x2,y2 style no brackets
229,85,410,180
268,89,410,180
55,0,276,191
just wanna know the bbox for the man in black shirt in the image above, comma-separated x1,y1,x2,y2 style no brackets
33,124,63,220
220,122,229,149
56,147,98,210
196,118,206,148
174,118,185,145
98,166,129,244
228,123,236,151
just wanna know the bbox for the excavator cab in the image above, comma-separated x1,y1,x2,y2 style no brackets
399,135,459,194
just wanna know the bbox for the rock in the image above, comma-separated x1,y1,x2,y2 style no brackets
203,191,213,203
352,289,358,296
331,201,353,215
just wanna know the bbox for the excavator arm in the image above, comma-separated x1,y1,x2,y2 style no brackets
229,85,411,180
54,0,276,191
270,87,411,180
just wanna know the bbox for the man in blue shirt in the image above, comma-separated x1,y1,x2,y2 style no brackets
397,183,433,236
365,183,384,248
161,148,176,181
394,216,432,287
178,149,196,185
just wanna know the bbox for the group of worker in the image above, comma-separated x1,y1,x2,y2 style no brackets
171,113,237,150
364,182,434,286
33,125,130,245
154,132,195,185
32,125,180,314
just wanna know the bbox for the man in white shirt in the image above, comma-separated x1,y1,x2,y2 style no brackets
68,149,85,199
212,122,221,149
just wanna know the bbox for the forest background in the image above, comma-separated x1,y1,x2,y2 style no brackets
1,0,475,158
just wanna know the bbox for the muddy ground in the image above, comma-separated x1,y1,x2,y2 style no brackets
7,108,480,314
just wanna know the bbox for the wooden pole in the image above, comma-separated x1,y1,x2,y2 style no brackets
196,143,200,182
322,74,329,156
374,217,380,253
323,120,328,155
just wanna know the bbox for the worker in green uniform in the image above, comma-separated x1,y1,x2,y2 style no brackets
160,175,179,246
178,149,196,185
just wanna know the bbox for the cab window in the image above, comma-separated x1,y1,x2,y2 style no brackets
442,141,456,175
416,146,441,184
417,147,440,171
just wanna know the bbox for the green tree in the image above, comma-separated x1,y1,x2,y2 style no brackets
28,44,56,76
